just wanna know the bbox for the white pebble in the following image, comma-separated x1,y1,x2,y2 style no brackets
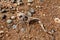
6,19,12,24
54,18,60,23
36,6,41,8
17,0,23,5
27,11,32,17
27,3,31,6
0,31,4,34
28,0,33,3
11,16,16,20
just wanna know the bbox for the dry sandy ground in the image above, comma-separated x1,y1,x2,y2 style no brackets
0,0,60,40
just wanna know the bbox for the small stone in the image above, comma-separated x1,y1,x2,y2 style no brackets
54,18,60,23
6,19,12,24
28,0,33,3
40,0,44,2
0,31,4,34
5,0,10,2
27,11,32,17
10,7,16,11
11,16,16,20
11,0,16,3
0,31,4,38
29,8,35,14
1,26,4,28
1,9,8,13
58,6,60,8
27,3,31,6
17,0,23,3
17,2,23,5
17,0,23,5
6,34,9,37
43,14,46,16
51,29,55,33
17,12,25,17
36,6,41,8
17,12,25,20
12,25,17,29
48,29,55,34
20,28,25,32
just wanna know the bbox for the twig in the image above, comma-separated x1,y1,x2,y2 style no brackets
38,21,47,32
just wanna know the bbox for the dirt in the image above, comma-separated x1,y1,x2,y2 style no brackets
0,0,60,40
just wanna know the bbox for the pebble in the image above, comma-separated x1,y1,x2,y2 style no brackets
6,19,12,24
27,3,31,6
0,31,4,34
29,8,35,14
0,30,4,38
17,0,23,3
48,29,55,34
40,0,44,2
12,25,17,29
17,0,23,5
51,29,55,33
27,11,32,17
20,28,25,32
11,0,16,3
10,7,16,11
1,9,8,13
1,26,4,28
54,18,60,23
42,14,46,16
17,12,25,21
58,6,60,8
6,34,9,37
4,0,10,2
17,12,25,17
28,0,33,3
36,6,41,8
11,16,16,20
